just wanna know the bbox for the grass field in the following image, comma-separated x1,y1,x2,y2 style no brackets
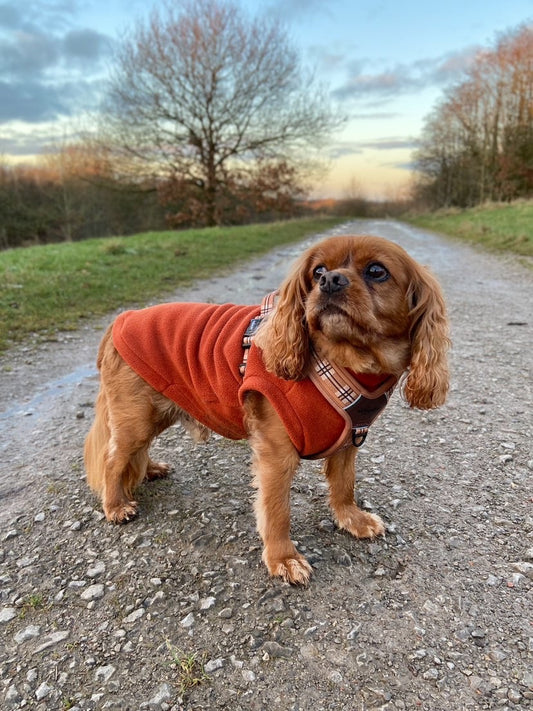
0,217,344,353
405,200,533,257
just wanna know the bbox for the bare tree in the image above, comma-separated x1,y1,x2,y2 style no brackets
413,23,533,208
100,0,341,226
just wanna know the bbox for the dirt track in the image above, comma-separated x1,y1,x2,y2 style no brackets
0,220,532,710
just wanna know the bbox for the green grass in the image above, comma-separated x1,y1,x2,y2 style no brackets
166,642,208,695
405,200,533,258
0,217,343,352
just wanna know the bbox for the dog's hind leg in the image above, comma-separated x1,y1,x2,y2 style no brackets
100,420,152,523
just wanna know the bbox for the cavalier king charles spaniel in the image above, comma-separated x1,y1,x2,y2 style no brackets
85,234,449,584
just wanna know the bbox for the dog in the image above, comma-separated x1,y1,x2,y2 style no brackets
85,234,450,584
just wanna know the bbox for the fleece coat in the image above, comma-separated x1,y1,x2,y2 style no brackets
112,302,392,458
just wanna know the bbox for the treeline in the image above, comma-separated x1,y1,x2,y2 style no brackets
0,148,308,250
0,160,164,250
413,24,533,208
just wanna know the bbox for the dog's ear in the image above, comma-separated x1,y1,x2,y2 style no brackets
402,265,450,409
254,254,310,380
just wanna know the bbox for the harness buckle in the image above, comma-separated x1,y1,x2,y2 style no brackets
243,317,263,339
352,427,368,448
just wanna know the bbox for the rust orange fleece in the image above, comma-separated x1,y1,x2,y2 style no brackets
112,301,350,457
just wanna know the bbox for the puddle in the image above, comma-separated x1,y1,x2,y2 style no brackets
0,364,97,421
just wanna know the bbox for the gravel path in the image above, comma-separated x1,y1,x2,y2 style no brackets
0,220,531,710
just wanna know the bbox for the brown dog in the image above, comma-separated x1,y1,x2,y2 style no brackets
85,235,450,584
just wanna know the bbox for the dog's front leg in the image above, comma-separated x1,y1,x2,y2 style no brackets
324,447,385,539
245,394,312,585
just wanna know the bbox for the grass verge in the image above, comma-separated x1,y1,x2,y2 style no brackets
0,217,343,352
404,200,533,258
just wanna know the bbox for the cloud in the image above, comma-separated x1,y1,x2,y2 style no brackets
358,137,419,151
328,142,364,159
0,2,113,123
0,80,66,123
0,31,59,76
265,0,339,23
328,136,418,160
332,47,480,101
0,120,72,155
63,28,112,62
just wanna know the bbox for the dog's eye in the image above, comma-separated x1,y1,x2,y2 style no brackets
313,265,327,281
364,263,390,283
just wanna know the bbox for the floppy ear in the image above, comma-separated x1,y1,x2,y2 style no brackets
403,265,450,409
254,254,311,380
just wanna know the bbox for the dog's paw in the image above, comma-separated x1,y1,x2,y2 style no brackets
104,500,139,524
263,550,313,586
146,460,171,480
335,507,385,539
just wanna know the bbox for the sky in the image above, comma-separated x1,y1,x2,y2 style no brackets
0,0,531,199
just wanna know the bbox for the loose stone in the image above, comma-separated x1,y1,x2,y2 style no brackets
35,682,53,700
0,607,17,623
14,625,41,644
205,658,224,673
147,682,172,707
86,561,106,578
123,607,145,624
33,630,70,654
180,612,195,628
80,584,105,601
95,665,116,683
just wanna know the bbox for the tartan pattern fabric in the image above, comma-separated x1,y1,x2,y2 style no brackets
310,350,361,407
308,344,397,448
239,290,278,375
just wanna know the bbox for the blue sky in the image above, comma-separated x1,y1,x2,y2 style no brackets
0,0,531,198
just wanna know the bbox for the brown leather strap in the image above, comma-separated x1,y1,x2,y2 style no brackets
307,345,397,456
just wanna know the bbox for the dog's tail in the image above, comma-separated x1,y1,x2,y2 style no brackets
84,326,113,494
84,390,108,494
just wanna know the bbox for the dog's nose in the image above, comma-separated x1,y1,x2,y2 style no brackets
319,271,349,294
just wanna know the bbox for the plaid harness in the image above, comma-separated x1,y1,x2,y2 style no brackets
240,291,397,456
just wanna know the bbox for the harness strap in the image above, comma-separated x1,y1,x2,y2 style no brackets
307,346,397,457
239,290,278,376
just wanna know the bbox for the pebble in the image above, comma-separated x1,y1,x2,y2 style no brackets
147,682,172,707
512,561,533,579
34,512,45,522
5,685,22,706
205,658,224,673
33,630,70,654
35,681,53,700
508,688,522,703
95,665,116,683
218,607,233,619
80,584,105,601
86,561,106,578
261,641,293,659
180,612,195,628
199,596,216,610
0,607,17,623
14,624,41,644
123,608,145,624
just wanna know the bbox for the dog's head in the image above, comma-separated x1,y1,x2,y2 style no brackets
254,234,450,409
